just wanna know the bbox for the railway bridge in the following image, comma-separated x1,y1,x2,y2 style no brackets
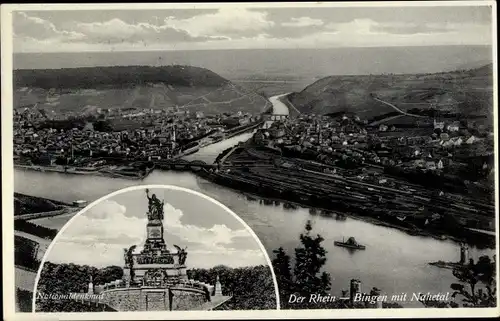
154,159,218,171
263,114,289,121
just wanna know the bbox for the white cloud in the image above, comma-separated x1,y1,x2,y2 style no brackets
187,249,265,269
325,19,379,35
282,17,324,28
163,202,250,247
74,18,146,38
14,12,85,41
13,12,229,52
84,199,128,220
46,199,265,269
70,18,228,44
325,19,461,36
163,8,275,38
13,12,492,53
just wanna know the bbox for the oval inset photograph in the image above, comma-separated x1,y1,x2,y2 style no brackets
33,185,279,312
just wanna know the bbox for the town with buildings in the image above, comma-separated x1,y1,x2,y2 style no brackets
215,110,495,245
256,113,493,179
13,94,496,244
13,105,262,173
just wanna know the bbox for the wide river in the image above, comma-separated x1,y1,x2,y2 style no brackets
15,94,493,307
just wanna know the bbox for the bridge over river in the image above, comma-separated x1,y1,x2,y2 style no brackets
182,94,290,164
154,159,217,171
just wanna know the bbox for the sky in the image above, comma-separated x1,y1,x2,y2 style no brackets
12,5,493,53
44,188,269,269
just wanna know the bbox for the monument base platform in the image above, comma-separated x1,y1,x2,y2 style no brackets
193,296,233,311
89,285,219,312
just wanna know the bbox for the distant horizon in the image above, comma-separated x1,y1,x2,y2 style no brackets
12,45,493,80
13,43,493,55
12,60,493,76
13,45,494,79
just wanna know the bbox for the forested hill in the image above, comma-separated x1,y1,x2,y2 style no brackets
14,65,229,89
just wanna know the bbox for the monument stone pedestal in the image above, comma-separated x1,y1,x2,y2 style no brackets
97,189,218,311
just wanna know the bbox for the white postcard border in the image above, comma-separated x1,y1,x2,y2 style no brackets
2,1,499,319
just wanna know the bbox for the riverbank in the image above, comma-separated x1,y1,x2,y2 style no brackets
16,160,463,247
15,208,70,221
14,164,150,180
277,93,300,117
14,121,263,180
195,168,494,249
223,120,265,138
15,150,494,249
234,174,451,241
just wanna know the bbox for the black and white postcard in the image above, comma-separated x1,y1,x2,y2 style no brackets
2,1,498,319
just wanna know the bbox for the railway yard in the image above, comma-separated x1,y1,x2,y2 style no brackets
212,145,495,247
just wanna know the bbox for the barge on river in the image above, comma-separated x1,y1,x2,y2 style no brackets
334,237,366,250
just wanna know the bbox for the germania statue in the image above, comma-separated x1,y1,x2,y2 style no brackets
145,188,164,221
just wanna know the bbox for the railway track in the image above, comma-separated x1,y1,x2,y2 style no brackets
229,165,494,222
225,146,494,226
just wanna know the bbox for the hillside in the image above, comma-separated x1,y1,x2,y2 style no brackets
14,65,270,115
14,192,73,216
288,64,493,121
